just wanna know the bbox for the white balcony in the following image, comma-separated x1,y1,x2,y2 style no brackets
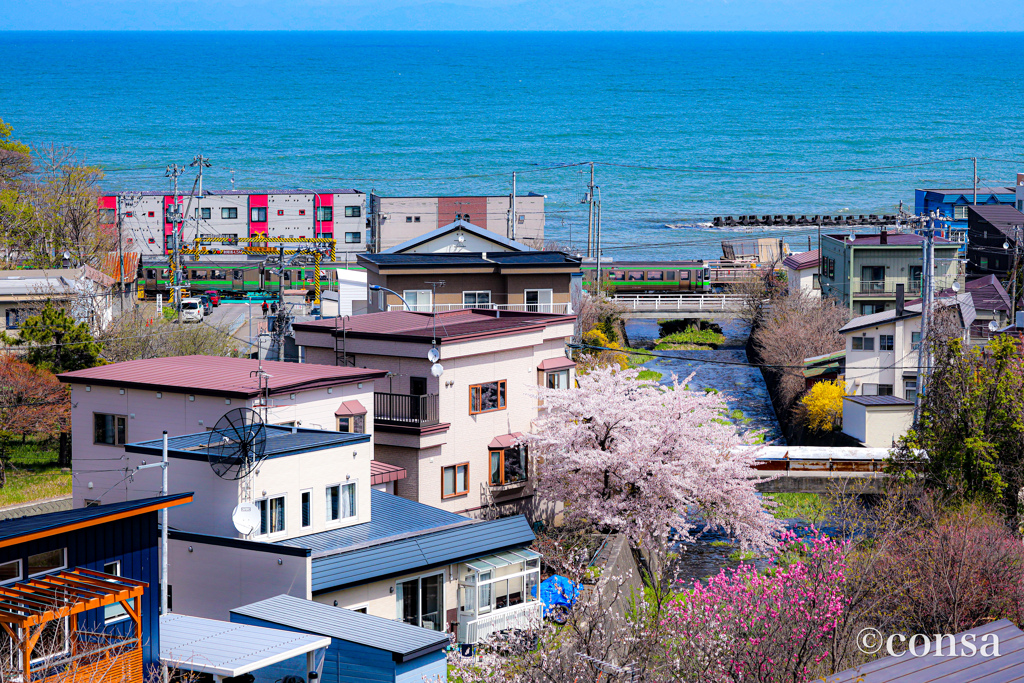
458,600,543,644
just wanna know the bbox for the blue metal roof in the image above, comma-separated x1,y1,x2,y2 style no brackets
0,493,193,545
276,489,466,554
307,515,535,592
125,425,369,462
231,594,449,662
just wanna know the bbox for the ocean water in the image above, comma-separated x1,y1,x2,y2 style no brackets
2,31,1023,260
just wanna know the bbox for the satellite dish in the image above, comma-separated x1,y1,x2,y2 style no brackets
207,408,267,480
427,347,440,363
430,363,444,378
231,502,261,535
989,320,999,332
951,281,960,292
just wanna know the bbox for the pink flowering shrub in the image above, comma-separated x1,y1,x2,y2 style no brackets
658,529,850,683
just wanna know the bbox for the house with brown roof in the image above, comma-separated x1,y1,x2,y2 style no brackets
782,249,820,294
967,204,1024,278
293,309,576,519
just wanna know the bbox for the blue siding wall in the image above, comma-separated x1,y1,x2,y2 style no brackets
231,613,447,683
0,510,161,670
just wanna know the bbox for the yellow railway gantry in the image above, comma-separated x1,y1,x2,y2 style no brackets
180,235,336,304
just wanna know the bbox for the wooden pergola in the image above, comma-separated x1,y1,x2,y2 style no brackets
0,568,147,682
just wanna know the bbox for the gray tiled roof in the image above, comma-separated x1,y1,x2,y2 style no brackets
231,594,449,662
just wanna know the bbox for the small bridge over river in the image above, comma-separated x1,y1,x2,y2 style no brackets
751,446,889,494
611,294,747,320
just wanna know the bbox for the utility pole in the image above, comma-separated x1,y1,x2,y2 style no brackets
165,164,186,324
595,187,603,295
277,246,286,362
586,163,595,258
191,155,212,240
973,157,978,206
914,215,935,422
510,171,517,242
116,206,125,315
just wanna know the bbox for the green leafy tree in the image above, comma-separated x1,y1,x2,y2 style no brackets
892,335,1024,516
3,300,103,373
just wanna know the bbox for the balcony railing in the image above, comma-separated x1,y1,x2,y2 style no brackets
854,280,924,296
388,302,571,314
458,600,542,643
374,392,440,428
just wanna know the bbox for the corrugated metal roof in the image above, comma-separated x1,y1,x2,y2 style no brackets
844,395,915,406
370,461,406,485
58,356,387,398
125,426,369,461
0,493,192,545
294,309,575,343
231,594,449,661
100,252,141,283
160,613,330,677
306,515,536,592
782,249,820,270
828,619,1024,682
968,204,1024,233
276,490,466,554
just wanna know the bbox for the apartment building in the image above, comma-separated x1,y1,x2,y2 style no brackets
819,231,960,315
293,309,576,519
369,193,545,252
99,189,367,258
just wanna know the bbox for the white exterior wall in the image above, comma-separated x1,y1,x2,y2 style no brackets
120,195,165,254
843,317,921,399
401,229,520,254
267,194,315,238
842,400,914,448
787,266,818,294
168,538,310,620
68,380,376,508
315,563,459,625
333,193,367,254
377,198,440,249
485,195,544,245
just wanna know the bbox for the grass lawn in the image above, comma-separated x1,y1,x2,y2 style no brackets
0,438,71,508
765,492,831,525
653,326,727,351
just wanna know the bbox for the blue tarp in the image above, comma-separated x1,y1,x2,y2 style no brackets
538,575,580,621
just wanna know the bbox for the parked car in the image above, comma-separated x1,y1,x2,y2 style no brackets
198,295,213,316
204,290,221,306
179,298,204,323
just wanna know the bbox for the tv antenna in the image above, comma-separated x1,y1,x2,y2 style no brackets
207,408,268,536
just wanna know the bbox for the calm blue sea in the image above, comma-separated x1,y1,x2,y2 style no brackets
2,31,1023,259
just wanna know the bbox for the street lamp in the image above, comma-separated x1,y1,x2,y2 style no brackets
368,284,413,312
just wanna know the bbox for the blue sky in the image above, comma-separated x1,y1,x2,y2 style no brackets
1,0,1022,31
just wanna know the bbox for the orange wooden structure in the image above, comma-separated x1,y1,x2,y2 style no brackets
0,567,147,682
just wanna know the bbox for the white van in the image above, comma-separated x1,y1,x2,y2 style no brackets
180,298,204,323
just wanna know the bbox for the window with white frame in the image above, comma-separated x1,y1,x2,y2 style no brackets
326,483,357,522
28,549,65,577
463,291,490,308
954,205,969,220
403,290,432,312
103,561,127,622
525,289,553,313
301,490,312,529
256,495,285,535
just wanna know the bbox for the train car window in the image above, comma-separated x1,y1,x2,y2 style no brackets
681,271,690,280
211,270,225,279
627,271,645,281
608,271,626,281
233,270,244,280
283,271,291,281
146,269,156,279
192,270,207,278
647,271,664,281
160,269,169,277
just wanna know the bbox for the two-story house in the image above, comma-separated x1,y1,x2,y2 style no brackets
57,356,388,508
819,231,960,315
966,204,1024,278
59,355,542,644
293,309,576,519
359,219,581,315
839,290,975,400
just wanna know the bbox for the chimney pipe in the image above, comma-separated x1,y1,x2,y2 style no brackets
896,283,905,317
880,228,888,245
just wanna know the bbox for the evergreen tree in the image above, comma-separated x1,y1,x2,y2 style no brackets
4,300,103,373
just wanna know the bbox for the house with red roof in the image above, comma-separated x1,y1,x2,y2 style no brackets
294,309,576,519
782,249,820,294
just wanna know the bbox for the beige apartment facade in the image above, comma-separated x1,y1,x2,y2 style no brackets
294,309,576,519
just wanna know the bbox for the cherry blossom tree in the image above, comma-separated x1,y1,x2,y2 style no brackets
529,366,781,583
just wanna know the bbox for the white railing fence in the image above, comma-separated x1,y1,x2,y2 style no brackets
388,303,571,314
610,293,746,312
458,601,543,643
